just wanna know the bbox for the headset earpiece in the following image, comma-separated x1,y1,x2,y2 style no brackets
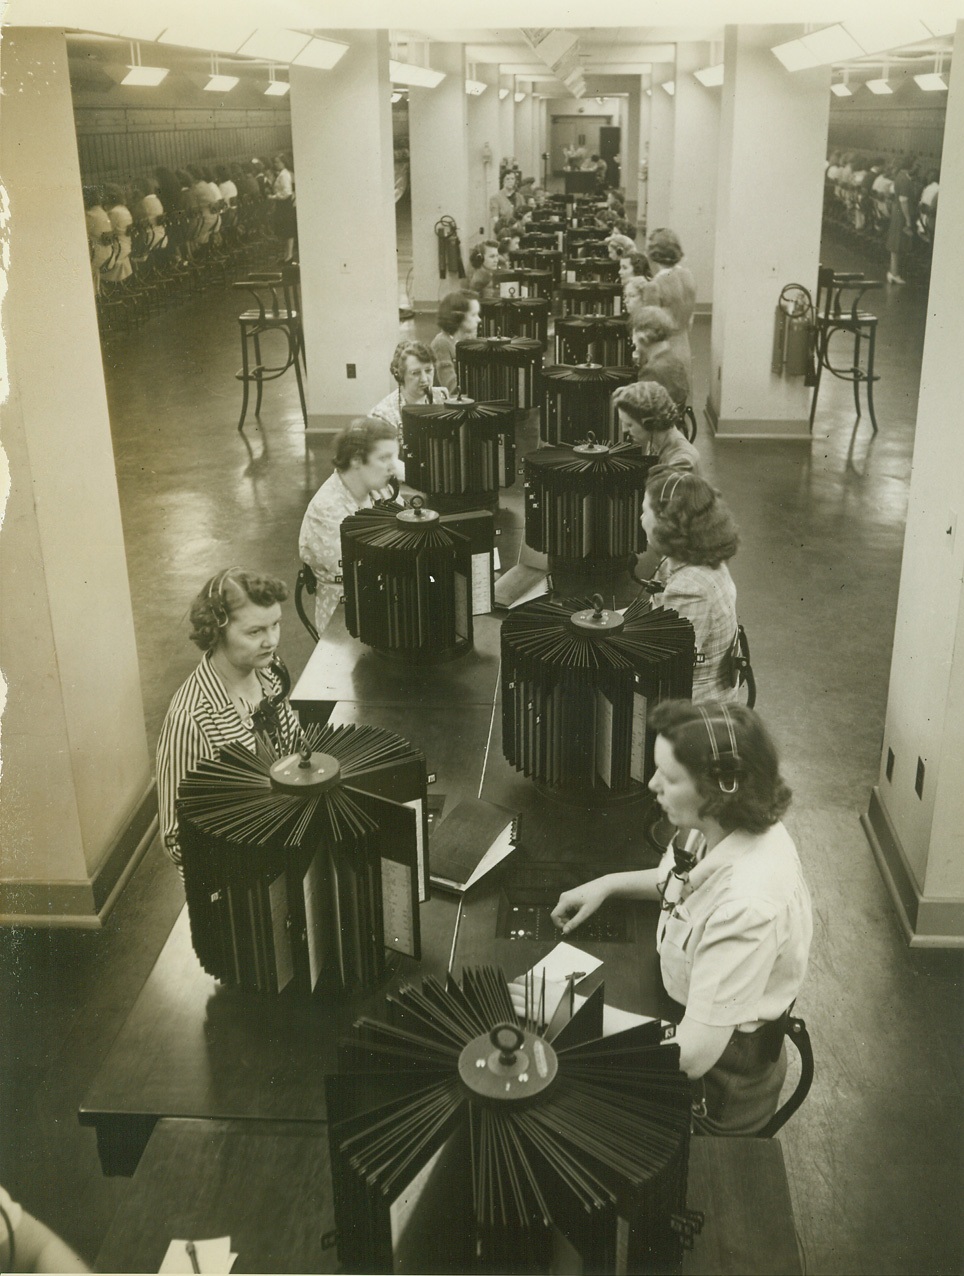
207,568,240,629
698,705,742,794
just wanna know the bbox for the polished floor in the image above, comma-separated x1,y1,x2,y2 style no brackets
1,217,962,1275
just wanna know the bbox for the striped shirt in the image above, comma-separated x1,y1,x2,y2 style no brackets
155,653,301,865
659,560,739,702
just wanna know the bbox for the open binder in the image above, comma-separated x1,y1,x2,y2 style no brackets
427,796,519,895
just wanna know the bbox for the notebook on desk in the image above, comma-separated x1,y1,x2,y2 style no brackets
428,796,519,895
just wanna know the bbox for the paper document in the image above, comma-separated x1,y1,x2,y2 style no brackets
159,1237,237,1274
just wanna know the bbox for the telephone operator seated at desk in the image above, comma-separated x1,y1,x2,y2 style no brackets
431,289,481,394
543,700,813,1137
628,304,691,411
369,339,449,470
155,569,302,871
467,240,502,301
641,472,741,704
614,380,701,475
298,418,401,636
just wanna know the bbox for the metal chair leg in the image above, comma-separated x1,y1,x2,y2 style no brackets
253,332,264,418
852,329,863,420
865,328,879,434
237,322,251,431
290,325,308,426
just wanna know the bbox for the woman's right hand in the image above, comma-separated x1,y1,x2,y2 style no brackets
550,878,611,935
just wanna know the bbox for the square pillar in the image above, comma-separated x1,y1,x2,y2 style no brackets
409,44,470,309
467,65,501,242
708,25,829,438
514,86,536,175
290,32,398,424
669,44,720,308
499,77,515,170
1,29,153,925
863,22,964,946
646,62,676,233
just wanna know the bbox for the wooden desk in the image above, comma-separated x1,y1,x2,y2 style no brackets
95,1120,799,1276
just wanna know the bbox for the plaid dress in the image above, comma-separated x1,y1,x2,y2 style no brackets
659,560,739,702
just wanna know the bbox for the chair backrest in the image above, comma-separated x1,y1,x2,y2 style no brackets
755,1014,814,1137
295,563,319,643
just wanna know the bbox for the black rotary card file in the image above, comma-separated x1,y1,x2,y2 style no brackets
401,398,515,508
455,336,543,410
176,722,429,996
501,595,695,797
524,438,656,576
340,502,495,661
541,362,636,446
326,966,696,1274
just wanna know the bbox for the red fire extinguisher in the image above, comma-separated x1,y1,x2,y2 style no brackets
772,284,816,383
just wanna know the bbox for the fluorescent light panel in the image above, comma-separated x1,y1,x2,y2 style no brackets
694,63,724,87
499,87,510,99
157,21,254,53
771,39,821,71
388,60,445,88
204,74,239,92
121,65,169,85
264,80,290,96
922,13,959,36
292,38,349,70
842,17,930,55
514,91,526,102
236,29,310,62
914,72,948,90
392,91,403,103
661,79,675,95
465,78,487,95
800,24,864,62
830,82,853,96
865,78,893,94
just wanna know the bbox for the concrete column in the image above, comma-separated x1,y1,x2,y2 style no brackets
863,22,964,946
514,87,536,175
646,61,676,234
638,83,652,233
0,29,153,925
624,80,641,219
467,65,500,243
535,97,549,188
499,77,515,169
708,25,829,438
408,43,470,309
669,43,721,308
290,32,397,424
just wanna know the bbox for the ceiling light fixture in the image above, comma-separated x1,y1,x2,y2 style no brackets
800,24,864,62
389,60,446,88
292,37,349,70
830,81,852,96
693,63,724,87
915,53,948,91
466,78,487,95
842,16,930,55
236,29,311,63
203,53,238,93
121,41,169,86
771,38,821,71
499,87,510,99
661,79,676,95
865,77,893,94
157,20,253,53
265,79,290,96
514,90,527,102
392,91,403,103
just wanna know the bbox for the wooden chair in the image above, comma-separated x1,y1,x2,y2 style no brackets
233,262,307,431
809,266,882,434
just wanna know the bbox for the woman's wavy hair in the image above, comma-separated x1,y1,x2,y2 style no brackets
389,340,435,383
647,227,683,266
189,570,288,652
649,700,791,833
612,380,679,433
621,251,651,279
469,240,499,270
437,290,480,335
627,302,675,344
645,472,739,566
332,417,398,472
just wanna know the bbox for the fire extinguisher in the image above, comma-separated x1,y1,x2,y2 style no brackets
772,283,816,383
435,216,466,280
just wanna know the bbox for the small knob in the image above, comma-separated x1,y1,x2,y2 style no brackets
298,746,313,770
490,1022,525,1066
591,593,605,619
411,495,425,518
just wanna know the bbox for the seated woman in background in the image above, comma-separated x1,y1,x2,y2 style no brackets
628,227,697,376
618,250,651,289
84,186,113,294
299,419,401,635
641,472,740,703
468,241,501,300
630,306,691,410
614,381,700,473
541,699,812,1136
156,569,301,870
100,184,133,283
431,290,481,393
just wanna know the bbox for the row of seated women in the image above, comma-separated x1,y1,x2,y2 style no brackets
156,203,807,1142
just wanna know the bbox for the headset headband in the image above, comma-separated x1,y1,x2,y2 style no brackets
208,567,242,627
659,473,686,506
697,704,741,794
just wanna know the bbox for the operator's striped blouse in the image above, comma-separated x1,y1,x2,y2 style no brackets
155,653,301,866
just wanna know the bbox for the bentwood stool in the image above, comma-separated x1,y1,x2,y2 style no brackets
809,266,882,434
233,262,307,431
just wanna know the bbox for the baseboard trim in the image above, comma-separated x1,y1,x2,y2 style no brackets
703,396,813,440
0,784,158,929
862,787,964,947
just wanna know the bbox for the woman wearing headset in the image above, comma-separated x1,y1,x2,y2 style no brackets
369,340,448,481
545,700,813,1136
641,472,740,703
155,568,302,869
